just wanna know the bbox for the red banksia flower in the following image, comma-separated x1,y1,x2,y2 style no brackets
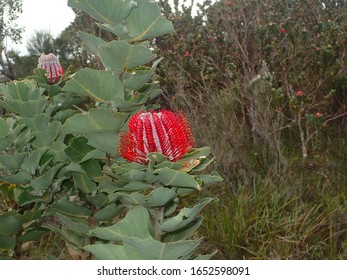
119,109,194,164
37,53,64,84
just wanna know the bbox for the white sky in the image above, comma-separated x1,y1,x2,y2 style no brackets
7,0,75,54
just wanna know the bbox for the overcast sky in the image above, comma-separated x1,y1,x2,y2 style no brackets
8,0,75,54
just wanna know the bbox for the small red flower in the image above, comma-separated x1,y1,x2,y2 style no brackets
279,28,286,34
37,53,64,84
184,51,191,57
296,91,304,97
119,110,194,164
315,47,321,52
315,112,322,117
226,1,233,5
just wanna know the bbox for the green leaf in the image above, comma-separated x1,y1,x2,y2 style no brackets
160,197,215,232
0,153,26,170
52,198,92,218
14,186,54,206
1,99,47,118
48,141,68,163
80,149,106,163
100,0,174,42
123,58,163,91
18,229,46,243
0,119,10,136
110,96,149,110
86,192,108,207
55,213,89,236
28,68,48,83
62,108,127,135
19,114,49,132
198,173,223,185
7,80,43,101
65,137,94,162
93,204,125,222
63,68,124,102
162,217,204,243
32,121,62,148
111,187,177,207
85,132,119,156
154,167,201,190
21,148,49,175
31,163,64,190
84,244,132,260
43,224,86,249
0,214,22,235
98,41,156,72
68,0,137,25
120,181,152,192
120,169,146,181
13,129,34,151
0,235,15,250
181,147,211,161
51,92,84,110
54,109,78,124
124,237,202,260
21,210,44,223
0,172,31,185
72,172,97,194
78,31,107,54
81,159,103,178
90,206,151,241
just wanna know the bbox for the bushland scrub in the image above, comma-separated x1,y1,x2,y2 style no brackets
156,0,347,259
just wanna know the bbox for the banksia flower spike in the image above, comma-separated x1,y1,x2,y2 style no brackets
119,109,194,164
37,53,64,84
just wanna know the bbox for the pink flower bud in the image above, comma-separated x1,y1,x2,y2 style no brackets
296,91,304,97
315,112,322,117
37,53,64,84
226,1,233,5
184,52,191,57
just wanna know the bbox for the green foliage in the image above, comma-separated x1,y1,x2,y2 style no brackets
0,0,220,260
156,0,347,179
154,0,347,259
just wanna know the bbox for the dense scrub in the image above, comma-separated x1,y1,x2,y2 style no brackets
156,0,347,259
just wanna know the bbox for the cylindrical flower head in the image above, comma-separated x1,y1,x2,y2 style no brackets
119,109,194,164
37,53,64,84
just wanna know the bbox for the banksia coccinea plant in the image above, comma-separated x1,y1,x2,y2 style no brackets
119,109,194,164
37,53,64,84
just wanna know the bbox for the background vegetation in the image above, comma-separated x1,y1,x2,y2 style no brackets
1,0,347,259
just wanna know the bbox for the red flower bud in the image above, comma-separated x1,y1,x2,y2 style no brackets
37,53,64,84
119,109,194,164
296,90,304,97
184,51,191,57
315,112,322,117
280,28,286,34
